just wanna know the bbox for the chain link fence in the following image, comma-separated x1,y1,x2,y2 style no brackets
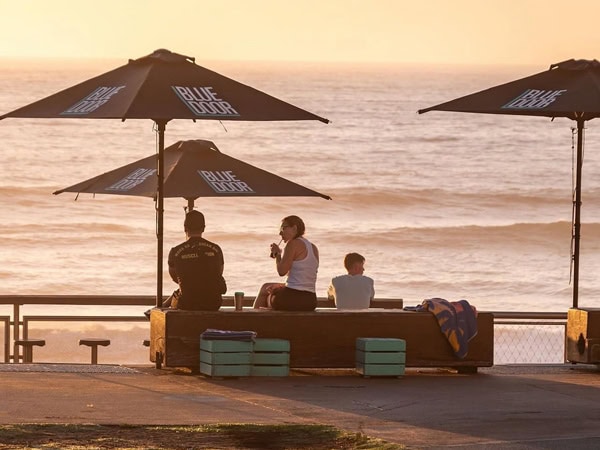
492,312,567,364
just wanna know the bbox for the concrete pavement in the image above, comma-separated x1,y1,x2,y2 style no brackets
0,363,599,449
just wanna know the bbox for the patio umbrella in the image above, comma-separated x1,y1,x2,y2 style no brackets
418,58,600,308
54,139,330,301
54,139,331,204
0,48,328,306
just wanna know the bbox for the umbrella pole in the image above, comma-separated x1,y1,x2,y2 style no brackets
156,120,167,308
572,118,585,309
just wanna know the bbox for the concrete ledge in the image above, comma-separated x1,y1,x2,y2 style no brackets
150,309,493,371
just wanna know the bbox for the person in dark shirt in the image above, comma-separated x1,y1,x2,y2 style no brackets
165,210,226,311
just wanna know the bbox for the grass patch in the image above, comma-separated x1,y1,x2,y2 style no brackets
0,423,404,449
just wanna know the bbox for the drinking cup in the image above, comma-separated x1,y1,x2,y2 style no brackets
234,292,244,311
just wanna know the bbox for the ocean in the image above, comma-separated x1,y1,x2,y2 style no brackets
0,58,597,364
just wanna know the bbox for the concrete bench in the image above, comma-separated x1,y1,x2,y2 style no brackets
149,308,494,373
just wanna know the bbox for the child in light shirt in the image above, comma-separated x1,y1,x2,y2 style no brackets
327,252,374,310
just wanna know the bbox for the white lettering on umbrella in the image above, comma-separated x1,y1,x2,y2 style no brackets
172,86,240,117
502,89,567,109
198,170,254,194
106,168,156,192
61,86,126,115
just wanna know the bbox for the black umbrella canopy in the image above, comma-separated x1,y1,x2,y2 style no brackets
419,59,600,309
1,48,329,306
0,48,329,123
419,59,600,120
54,139,331,201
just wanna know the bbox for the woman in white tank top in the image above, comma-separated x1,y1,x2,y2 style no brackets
253,215,319,311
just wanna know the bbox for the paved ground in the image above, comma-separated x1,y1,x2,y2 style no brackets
0,363,599,449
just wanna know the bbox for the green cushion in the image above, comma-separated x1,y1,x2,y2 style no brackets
253,338,290,352
199,362,251,377
356,350,406,364
253,353,290,365
356,337,406,352
200,339,254,353
355,362,405,377
200,350,253,365
251,365,290,377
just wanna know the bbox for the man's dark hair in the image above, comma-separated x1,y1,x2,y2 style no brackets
184,210,205,233
344,252,365,271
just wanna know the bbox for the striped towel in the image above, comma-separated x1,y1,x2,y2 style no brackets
417,298,478,358
200,328,257,341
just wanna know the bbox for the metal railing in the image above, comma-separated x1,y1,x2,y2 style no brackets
1,316,10,363
22,316,148,341
0,295,155,363
492,311,567,364
0,295,571,365
0,294,404,363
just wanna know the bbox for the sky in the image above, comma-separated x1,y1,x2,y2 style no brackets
0,0,599,66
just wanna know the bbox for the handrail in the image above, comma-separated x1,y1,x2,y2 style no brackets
489,311,567,320
0,294,403,308
0,295,157,306
0,294,403,362
1,316,9,363
22,315,148,340
0,294,156,362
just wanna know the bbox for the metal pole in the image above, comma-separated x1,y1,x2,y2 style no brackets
572,118,584,309
156,120,167,308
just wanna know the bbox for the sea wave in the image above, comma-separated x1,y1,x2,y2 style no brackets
316,186,586,208
0,185,57,197
4,181,592,204
159,219,584,242
317,221,599,249
0,221,139,236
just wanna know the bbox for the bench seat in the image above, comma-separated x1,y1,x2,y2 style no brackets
150,308,494,372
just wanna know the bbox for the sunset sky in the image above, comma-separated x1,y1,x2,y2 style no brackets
0,0,599,66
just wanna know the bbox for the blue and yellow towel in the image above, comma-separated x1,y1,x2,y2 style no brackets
417,298,478,358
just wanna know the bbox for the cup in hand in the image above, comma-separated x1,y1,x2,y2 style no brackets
269,242,281,258
234,291,244,311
